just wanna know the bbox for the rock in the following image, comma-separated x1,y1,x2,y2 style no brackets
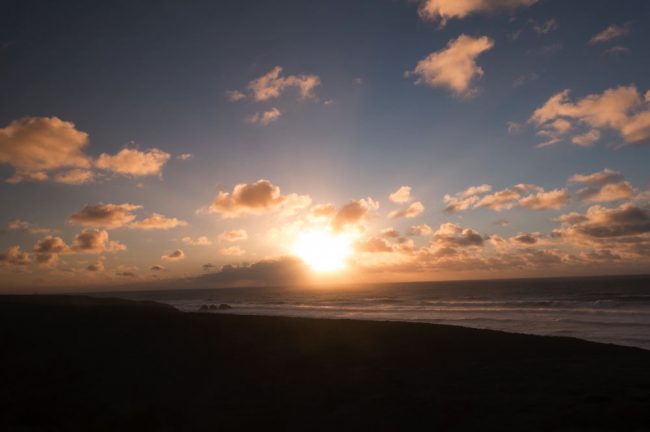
208,304,217,310
199,304,209,311
218,303,232,310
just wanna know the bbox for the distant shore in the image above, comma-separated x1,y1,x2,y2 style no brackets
1,295,650,431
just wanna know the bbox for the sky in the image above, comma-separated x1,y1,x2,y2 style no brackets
1,0,650,291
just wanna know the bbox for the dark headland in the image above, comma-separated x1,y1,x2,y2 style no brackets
1,295,649,431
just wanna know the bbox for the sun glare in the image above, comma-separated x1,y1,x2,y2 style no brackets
292,228,354,272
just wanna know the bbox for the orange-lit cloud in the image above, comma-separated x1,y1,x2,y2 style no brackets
162,249,185,261
182,236,212,246
53,169,95,185
389,201,424,219
418,0,537,26
245,108,281,126
331,198,379,231
96,148,171,177
589,24,630,44
0,245,31,266
389,186,412,203
530,85,650,146
0,117,91,183
209,179,311,218
219,246,245,256
218,229,248,242
7,219,51,235
246,66,321,102
69,203,142,229
128,213,188,230
407,34,494,97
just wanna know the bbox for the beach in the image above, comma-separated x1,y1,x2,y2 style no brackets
1,295,649,431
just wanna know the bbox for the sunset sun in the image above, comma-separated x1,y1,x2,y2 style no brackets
292,228,354,272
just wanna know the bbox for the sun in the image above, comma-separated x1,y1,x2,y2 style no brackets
292,228,354,272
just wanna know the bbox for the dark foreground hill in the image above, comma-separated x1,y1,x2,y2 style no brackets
1,295,649,431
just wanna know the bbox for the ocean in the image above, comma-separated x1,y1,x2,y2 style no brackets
106,275,650,350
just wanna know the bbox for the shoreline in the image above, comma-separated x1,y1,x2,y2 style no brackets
2,295,650,430
190,307,650,352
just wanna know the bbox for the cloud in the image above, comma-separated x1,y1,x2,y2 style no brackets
568,169,635,203
331,198,379,231
475,184,532,211
182,236,212,246
381,228,400,238
7,219,51,235
407,34,494,97
389,201,424,219
218,229,248,242
511,232,543,245
0,245,31,266
432,223,484,248
246,66,321,102
446,183,569,212
193,256,310,287
529,85,650,147
87,256,106,272
512,72,539,89
53,169,95,185
176,153,193,161
0,117,91,183
604,46,629,56
407,224,433,236
151,265,166,271
33,236,70,265
576,182,636,203
531,18,558,35
355,237,394,253
518,188,570,210
220,246,245,256
245,108,281,126
162,249,185,261
30,229,124,266
306,203,337,222
418,0,537,25
209,179,311,218
570,129,601,146
225,90,246,102
569,168,625,186
554,204,650,258
96,148,171,177
128,213,188,230
389,186,412,203
589,24,630,44
444,184,492,212
71,229,126,254
69,203,142,229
